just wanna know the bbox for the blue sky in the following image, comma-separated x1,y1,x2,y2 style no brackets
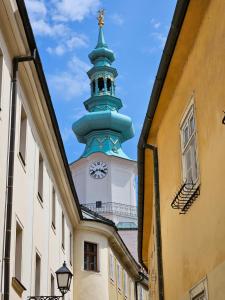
25,0,177,162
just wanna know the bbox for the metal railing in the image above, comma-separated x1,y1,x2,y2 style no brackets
83,202,137,218
27,297,62,300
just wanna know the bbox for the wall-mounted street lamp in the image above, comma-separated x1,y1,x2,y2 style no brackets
28,262,73,300
55,261,73,297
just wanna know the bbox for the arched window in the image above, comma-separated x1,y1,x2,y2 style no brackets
106,78,111,92
98,77,104,92
92,80,96,94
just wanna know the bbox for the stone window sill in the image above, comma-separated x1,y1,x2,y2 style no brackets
12,277,26,297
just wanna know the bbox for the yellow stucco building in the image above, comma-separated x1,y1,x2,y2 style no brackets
138,0,225,299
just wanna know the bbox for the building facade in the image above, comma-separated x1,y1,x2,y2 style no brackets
138,0,225,299
0,0,148,299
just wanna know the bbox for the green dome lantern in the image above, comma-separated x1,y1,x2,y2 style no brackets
72,10,134,160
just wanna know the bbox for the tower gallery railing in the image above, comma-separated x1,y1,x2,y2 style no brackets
83,202,137,218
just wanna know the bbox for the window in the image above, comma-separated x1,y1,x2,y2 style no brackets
181,105,198,183
106,78,111,92
109,253,114,281
123,271,128,297
98,77,104,92
96,201,102,208
15,222,23,281
0,52,3,109
19,105,27,165
69,232,72,265
38,153,44,201
92,80,96,94
51,187,56,229
62,212,65,249
117,263,121,290
84,242,98,271
50,274,55,296
35,253,41,296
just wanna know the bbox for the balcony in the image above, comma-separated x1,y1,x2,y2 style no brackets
82,201,137,218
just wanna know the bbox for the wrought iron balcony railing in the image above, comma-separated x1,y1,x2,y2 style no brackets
82,201,137,218
171,181,200,214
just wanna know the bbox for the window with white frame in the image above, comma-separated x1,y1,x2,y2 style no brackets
190,277,208,300
15,222,23,281
19,105,27,165
117,263,121,290
123,271,128,297
181,105,198,183
109,253,114,281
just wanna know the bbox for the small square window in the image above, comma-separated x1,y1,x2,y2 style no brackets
96,201,102,208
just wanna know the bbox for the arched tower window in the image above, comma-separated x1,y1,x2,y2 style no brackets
107,78,111,92
92,80,96,94
98,77,104,92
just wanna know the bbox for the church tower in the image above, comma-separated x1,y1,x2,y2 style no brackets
70,10,137,229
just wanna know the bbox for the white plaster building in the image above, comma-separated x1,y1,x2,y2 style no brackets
0,1,148,299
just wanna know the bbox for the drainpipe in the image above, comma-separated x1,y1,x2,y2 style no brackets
3,50,36,300
143,144,164,300
135,272,144,300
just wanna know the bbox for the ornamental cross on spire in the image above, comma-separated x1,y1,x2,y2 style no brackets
97,9,105,27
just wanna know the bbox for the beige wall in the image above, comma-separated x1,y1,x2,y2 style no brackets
144,0,225,299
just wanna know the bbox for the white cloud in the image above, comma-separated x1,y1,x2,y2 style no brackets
26,0,47,20
49,56,90,100
67,35,88,49
110,13,124,26
150,18,161,29
68,56,90,73
47,45,66,55
47,34,88,55
52,0,101,22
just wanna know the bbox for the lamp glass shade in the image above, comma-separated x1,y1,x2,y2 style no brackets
57,273,69,288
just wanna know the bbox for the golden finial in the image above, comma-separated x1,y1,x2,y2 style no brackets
97,9,105,27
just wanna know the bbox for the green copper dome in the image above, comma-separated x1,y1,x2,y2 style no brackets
72,21,134,160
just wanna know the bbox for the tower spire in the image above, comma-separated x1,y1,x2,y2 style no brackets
72,14,134,160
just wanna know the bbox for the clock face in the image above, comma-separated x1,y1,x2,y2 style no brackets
89,161,108,179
